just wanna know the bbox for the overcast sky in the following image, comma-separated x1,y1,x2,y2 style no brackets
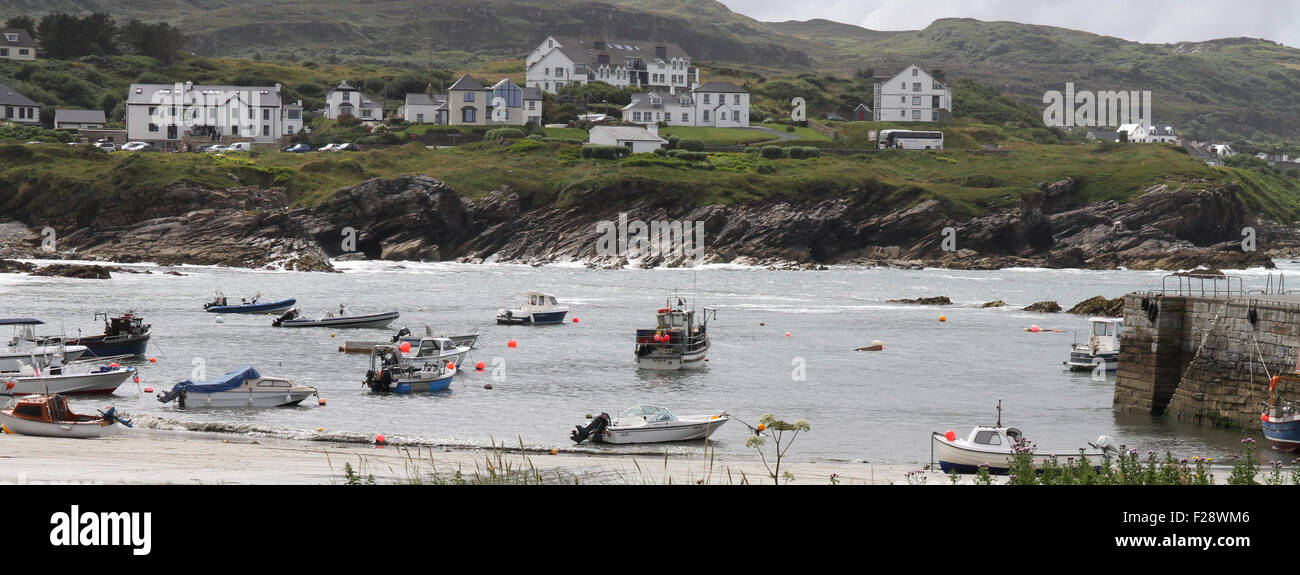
719,0,1300,48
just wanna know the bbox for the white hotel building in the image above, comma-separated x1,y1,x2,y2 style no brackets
872,65,952,122
525,36,696,94
126,82,303,148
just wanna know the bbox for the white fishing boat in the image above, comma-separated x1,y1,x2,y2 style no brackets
570,405,729,444
1065,317,1122,372
156,365,318,408
2,361,136,396
363,345,456,394
931,400,1120,474
496,292,569,325
400,337,472,369
272,306,400,329
634,298,714,370
1,319,88,372
0,394,132,438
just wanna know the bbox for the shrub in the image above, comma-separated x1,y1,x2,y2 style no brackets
485,128,526,140
678,138,705,152
580,144,629,159
761,146,787,159
666,135,680,150
337,114,361,127
785,125,795,133
652,147,667,156
674,151,707,162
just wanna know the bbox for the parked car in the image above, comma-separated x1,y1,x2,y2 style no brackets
824,112,847,121
203,145,228,153
92,141,116,151
284,143,311,153
318,143,338,152
120,142,156,152
335,143,360,152
225,142,253,152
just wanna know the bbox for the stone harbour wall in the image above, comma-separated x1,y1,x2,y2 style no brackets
1114,293,1300,428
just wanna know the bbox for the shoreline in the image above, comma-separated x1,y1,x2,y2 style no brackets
0,428,934,485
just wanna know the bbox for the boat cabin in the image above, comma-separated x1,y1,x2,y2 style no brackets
1086,318,1122,354
963,425,1022,448
410,337,461,358
103,311,149,337
2,318,43,348
6,394,96,424
616,404,677,424
527,292,560,308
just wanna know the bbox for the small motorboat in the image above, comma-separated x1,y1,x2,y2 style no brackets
1065,317,1122,372
1,319,88,372
2,360,137,396
634,298,714,370
204,291,296,314
31,311,151,358
0,394,132,438
400,337,472,369
156,365,317,408
496,292,569,325
364,344,456,394
272,307,399,329
1261,366,1300,451
570,404,729,444
337,326,479,354
931,400,1120,474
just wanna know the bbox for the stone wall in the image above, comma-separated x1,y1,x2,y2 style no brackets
1114,293,1300,428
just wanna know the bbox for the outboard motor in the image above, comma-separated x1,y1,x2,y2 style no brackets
571,412,611,444
272,308,299,327
364,369,394,393
1090,435,1123,456
391,327,411,343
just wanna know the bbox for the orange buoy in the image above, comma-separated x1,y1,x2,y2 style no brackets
944,430,956,441
475,361,485,371
148,357,156,363
785,332,791,337
399,341,411,353
572,317,579,323
375,434,387,445
1030,325,1041,333
318,398,327,406
938,315,946,322
756,423,766,432
550,449,558,455
316,427,324,432
507,339,517,348
484,383,493,389
446,362,455,370
1262,413,1269,422
143,386,153,393
109,363,120,368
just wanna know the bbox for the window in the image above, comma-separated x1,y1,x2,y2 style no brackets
464,92,475,102
0,48,7,57
462,107,476,123
913,82,921,92
416,113,424,122
361,109,372,118
231,125,238,135
288,109,300,120
148,106,157,116
545,67,550,76
263,125,270,136
18,49,28,56
287,126,294,134
900,96,906,103
974,431,1002,445
148,123,158,132
703,110,709,122
681,112,688,122
720,111,726,121
3,33,15,42
703,94,710,104
633,111,641,122
555,68,564,78
912,68,918,76
912,96,921,106
548,39,553,48
528,101,536,110
4,106,10,118
900,110,905,118
263,109,270,121
494,82,522,108
734,94,740,105
342,92,351,102
912,110,920,120
932,110,938,121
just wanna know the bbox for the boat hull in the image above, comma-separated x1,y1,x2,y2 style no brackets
279,311,399,329
70,332,151,358
2,368,135,396
496,310,568,325
392,374,454,394
931,433,1107,474
1065,350,1118,372
0,411,119,438
169,390,314,408
1262,415,1300,451
205,298,296,314
635,344,709,371
602,417,728,444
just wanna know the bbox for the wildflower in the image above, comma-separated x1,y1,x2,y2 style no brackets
745,435,765,448
792,419,811,432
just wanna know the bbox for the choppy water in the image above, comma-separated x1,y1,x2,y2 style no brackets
3,258,1293,464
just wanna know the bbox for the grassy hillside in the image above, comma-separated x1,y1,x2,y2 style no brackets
4,136,1297,231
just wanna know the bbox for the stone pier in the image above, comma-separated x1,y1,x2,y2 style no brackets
1114,292,1300,428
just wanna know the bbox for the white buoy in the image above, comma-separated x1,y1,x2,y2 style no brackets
215,317,224,324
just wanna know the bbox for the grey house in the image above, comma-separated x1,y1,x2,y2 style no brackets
54,109,108,130
0,83,40,124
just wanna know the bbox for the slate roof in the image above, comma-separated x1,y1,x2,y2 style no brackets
54,109,106,125
692,81,747,94
127,84,285,107
0,83,38,107
449,74,485,91
590,125,666,142
549,36,689,68
0,28,36,48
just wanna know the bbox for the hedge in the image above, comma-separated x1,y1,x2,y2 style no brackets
677,138,705,152
787,146,821,159
760,145,787,159
581,144,630,159
666,135,680,150
485,128,527,140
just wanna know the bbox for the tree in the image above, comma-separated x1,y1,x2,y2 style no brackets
37,12,118,60
119,20,186,64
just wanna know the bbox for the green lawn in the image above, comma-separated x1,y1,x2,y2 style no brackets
658,126,775,146
541,127,589,140
759,123,833,141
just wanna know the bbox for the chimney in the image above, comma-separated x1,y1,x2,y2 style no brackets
655,44,667,60
275,83,282,93
598,53,610,66
184,81,192,92
593,40,606,51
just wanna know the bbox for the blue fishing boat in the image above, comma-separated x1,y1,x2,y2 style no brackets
1262,373,1300,451
363,344,456,394
204,291,296,314
31,312,151,358
496,292,569,325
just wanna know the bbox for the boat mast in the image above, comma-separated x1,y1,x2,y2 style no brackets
996,397,1002,427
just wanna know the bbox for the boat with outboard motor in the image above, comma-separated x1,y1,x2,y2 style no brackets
634,298,714,370
156,365,317,408
272,306,399,328
1065,317,1122,372
364,344,456,394
204,291,296,314
1,319,88,372
2,357,136,396
571,404,729,444
0,394,132,438
30,311,151,358
931,400,1121,474
496,292,569,325
338,326,479,354
399,337,472,369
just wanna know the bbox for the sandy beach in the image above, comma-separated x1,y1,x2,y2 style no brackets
0,428,946,485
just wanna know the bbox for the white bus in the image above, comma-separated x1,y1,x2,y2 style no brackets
878,130,944,150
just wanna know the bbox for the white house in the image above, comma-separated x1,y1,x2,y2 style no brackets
324,81,384,122
1118,123,1178,144
525,36,695,94
54,109,106,130
621,81,750,128
589,125,667,154
1208,144,1235,157
402,93,447,124
0,83,40,125
125,82,299,147
872,65,952,122
0,28,36,61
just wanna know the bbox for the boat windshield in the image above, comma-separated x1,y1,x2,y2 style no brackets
620,405,675,421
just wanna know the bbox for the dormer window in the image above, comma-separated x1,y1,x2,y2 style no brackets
4,33,16,42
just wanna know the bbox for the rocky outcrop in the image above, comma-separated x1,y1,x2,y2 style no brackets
1067,296,1124,317
981,300,1006,308
1024,301,1062,313
30,264,113,279
888,296,952,305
